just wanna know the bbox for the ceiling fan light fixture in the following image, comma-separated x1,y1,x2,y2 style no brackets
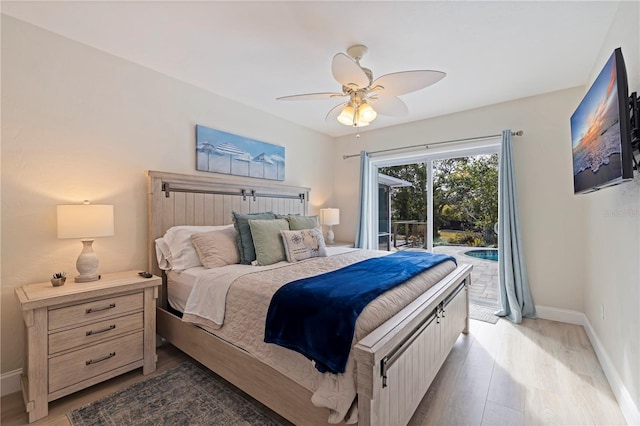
276,44,446,127
337,104,355,126
337,99,376,127
359,102,377,123
278,45,444,128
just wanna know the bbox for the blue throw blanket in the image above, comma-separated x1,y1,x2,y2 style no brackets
264,251,456,374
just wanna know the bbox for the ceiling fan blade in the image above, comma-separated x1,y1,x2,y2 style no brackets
331,53,370,89
371,70,446,97
325,102,348,122
368,96,408,116
277,92,346,101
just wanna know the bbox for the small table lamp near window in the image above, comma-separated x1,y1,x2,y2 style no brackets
320,208,340,245
57,202,114,282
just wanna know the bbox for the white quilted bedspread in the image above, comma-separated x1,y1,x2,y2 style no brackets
182,250,456,424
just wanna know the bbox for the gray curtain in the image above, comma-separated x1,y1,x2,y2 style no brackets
355,151,373,249
496,130,536,323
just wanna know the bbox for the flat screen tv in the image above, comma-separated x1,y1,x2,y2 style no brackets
570,48,633,194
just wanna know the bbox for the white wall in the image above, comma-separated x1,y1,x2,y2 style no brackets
333,88,588,312
582,0,640,417
0,15,334,374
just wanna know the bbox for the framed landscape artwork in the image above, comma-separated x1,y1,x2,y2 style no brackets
196,125,285,181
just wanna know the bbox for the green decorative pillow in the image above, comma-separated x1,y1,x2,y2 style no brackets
232,211,276,264
287,215,319,230
248,218,290,266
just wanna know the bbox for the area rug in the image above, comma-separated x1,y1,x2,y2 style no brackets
469,303,500,324
67,362,285,426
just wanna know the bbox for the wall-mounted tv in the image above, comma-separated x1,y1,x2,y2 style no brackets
570,48,634,194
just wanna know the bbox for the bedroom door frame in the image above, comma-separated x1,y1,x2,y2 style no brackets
368,139,501,250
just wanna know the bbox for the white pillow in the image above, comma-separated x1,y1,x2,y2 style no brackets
155,237,172,271
162,225,234,272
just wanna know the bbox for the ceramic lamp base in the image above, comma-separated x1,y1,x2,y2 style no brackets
326,226,335,245
75,239,101,283
75,274,100,283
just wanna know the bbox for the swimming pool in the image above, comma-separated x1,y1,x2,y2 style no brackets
464,249,498,262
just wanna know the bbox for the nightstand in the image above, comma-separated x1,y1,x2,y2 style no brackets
15,270,161,423
327,241,355,248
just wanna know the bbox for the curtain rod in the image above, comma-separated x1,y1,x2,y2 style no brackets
342,130,524,160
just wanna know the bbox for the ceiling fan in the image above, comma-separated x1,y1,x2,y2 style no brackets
277,44,446,128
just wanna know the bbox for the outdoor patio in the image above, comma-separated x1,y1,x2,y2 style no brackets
430,246,499,306
431,245,498,306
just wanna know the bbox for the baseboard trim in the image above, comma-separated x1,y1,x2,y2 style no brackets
1,368,22,397
535,304,584,325
536,304,639,425
582,315,640,426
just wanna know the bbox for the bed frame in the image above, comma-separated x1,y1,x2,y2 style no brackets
147,170,472,425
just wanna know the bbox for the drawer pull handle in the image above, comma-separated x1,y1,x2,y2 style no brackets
86,324,116,336
85,303,115,314
85,352,116,365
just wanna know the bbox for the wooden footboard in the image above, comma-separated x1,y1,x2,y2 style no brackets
355,264,471,425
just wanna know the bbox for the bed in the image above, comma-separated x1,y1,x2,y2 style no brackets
147,170,472,425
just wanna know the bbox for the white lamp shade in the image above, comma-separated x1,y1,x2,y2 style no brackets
337,102,376,127
359,102,377,123
320,208,340,226
337,105,355,126
57,204,114,239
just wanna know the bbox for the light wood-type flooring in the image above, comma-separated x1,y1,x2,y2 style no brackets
1,318,627,425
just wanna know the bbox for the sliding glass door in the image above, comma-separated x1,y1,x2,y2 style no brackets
375,143,500,305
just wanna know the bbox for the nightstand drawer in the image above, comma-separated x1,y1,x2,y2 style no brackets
48,312,144,355
48,331,143,393
48,293,143,331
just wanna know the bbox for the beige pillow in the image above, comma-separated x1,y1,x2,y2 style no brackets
191,227,240,268
163,224,234,271
280,227,327,263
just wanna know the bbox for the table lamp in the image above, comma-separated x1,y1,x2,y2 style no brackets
57,202,114,282
320,208,340,245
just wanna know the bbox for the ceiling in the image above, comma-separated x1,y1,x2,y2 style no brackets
1,1,621,137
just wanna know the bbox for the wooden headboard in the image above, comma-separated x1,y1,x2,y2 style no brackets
147,171,310,304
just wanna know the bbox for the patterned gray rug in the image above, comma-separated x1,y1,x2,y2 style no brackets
469,303,500,324
67,362,285,425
